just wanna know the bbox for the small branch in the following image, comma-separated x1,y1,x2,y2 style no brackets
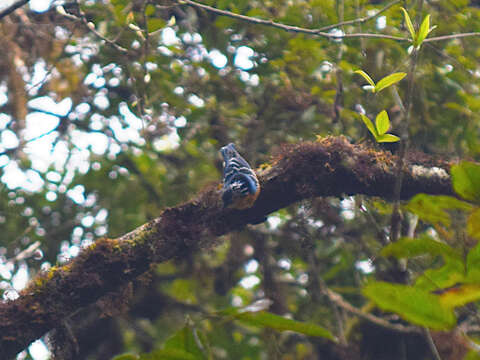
301,222,346,344
390,45,419,243
177,0,479,45
425,32,480,42
319,0,401,32
461,324,480,333
56,5,129,54
0,0,29,20
326,289,421,334
7,241,41,263
176,0,409,42
423,328,442,360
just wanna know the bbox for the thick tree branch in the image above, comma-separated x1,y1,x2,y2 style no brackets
0,0,29,20
0,137,454,358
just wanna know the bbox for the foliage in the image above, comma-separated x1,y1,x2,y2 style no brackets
354,71,406,94
365,162,480,331
360,110,400,143
400,7,436,49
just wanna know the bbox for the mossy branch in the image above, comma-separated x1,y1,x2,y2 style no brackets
0,137,454,358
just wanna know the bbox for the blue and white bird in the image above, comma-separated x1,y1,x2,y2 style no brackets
220,143,260,209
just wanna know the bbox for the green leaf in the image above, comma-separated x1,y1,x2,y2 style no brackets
401,7,416,41
375,73,407,93
227,309,335,340
147,18,166,33
405,194,473,227
111,0,127,5
113,355,140,360
416,14,431,46
360,114,378,138
375,110,390,135
468,208,480,240
363,281,456,330
165,279,197,304
376,134,400,143
354,70,376,88
381,235,461,261
466,241,480,282
451,161,480,203
438,284,480,309
163,326,205,359
465,350,480,360
145,4,156,16
139,349,199,360
322,249,354,281
415,260,465,291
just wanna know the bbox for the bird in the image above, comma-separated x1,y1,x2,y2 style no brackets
220,143,260,209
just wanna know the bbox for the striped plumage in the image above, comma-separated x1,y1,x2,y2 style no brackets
220,143,260,209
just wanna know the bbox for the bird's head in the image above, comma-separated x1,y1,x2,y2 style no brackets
220,143,237,161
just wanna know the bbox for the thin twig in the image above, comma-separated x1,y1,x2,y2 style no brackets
177,0,409,42
333,0,345,126
27,32,75,93
319,0,401,31
139,0,150,123
425,32,480,42
320,276,346,344
7,241,41,263
178,0,480,44
0,0,29,20
359,199,389,245
326,289,422,334
390,45,418,243
56,4,129,53
423,328,442,360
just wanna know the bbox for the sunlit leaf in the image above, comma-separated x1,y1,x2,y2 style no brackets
145,4,156,16
162,325,205,359
113,355,139,360
354,70,376,88
363,281,456,330
381,235,461,261
405,194,473,227
416,14,431,46
438,284,480,309
167,16,176,26
126,11,135,24
375,110,390,135
360,114,378,138
465,350,480,360
376,134,400,143
375,73,407,93
467,208,480,240
466,241,480,282
165,279,198,304
415,260,465,291
224,309,335,340
401,7,416,41
451,162,480,203
147,19,166,33
139,348,199,360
